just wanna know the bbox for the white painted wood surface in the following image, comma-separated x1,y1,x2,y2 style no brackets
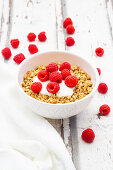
0,0,113,169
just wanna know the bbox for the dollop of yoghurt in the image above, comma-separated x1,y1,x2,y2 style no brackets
33,76,75,97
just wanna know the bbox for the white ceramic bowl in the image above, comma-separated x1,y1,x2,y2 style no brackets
17,51,99,119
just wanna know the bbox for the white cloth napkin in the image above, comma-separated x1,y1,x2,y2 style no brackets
0,61,75,170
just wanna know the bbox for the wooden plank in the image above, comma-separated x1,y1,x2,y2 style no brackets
55,0,72,155
63,0,113,169
0,0,12,46
0,0,12,61
106,0,113,38
0,0,3,41
6,0,57,66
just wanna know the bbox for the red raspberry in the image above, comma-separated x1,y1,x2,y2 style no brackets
66,25,75,34
49,71,62,83
61,69,71,80
31,82,42,93
97,68,101,76
1,47,12,59
65,75,78,88
37,70,49,82
10,39,20,48
46,82,60,94
82,128,95,143
65,37,75,46
38,32,47,42
63,17,73,28
13,53,25,64
99,104,110,116
95,47,104,57
98,83,108,94
46,62,58,73
28,44,38,54
27,32,36,42
59,62,71,71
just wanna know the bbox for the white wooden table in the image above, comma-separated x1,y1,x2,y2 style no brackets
0,0,113,169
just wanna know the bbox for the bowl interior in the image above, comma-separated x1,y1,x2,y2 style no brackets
18,51,97,90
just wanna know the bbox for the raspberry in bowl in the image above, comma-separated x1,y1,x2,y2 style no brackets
17,51,99,119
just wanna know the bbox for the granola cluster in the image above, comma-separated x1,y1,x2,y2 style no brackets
22,63,93,104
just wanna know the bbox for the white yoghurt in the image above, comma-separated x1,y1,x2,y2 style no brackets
33,76,74,97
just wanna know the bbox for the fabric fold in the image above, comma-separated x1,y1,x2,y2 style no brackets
0,61,75,170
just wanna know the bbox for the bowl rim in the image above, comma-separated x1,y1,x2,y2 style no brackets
17,50,100,106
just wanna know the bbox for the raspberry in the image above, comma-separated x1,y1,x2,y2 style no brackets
10,39,20,48
27,32,36,42
97,68,101,76
46,62,58,73
63,17,73,28
65,37,75,46
37,70,49,82
28,44,38,54
31,82,42,93
82,128,95,143
61,69,71,80
46,82,60,94
13,53,25,64
98,83,108,94
49,71,62,83
38,32,47,42
59,62,71,71
99,104,110,116
1,47,12,59
65,75,78,88
66,25,75,34
95,47,104,57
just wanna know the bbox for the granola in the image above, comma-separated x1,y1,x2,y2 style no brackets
22,63,93,104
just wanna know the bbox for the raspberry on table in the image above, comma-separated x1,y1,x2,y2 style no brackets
98,83,108,94
59,62,71,71
49,71,62,83
65,75,78,88
95,47,104,57
46,62,58,73
63,17,73,28
37,70,49,82
61,69,71,80
13,53,25,64
46,82,60,94
27,32,36,42
99,104,110,116
10,39,20,48
82,128,95,143
1,47,12,59
31,82,42,93
65,37,75,46
28,44,38,54
38,32,47,42
66,25,75,34
97,68,101,76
